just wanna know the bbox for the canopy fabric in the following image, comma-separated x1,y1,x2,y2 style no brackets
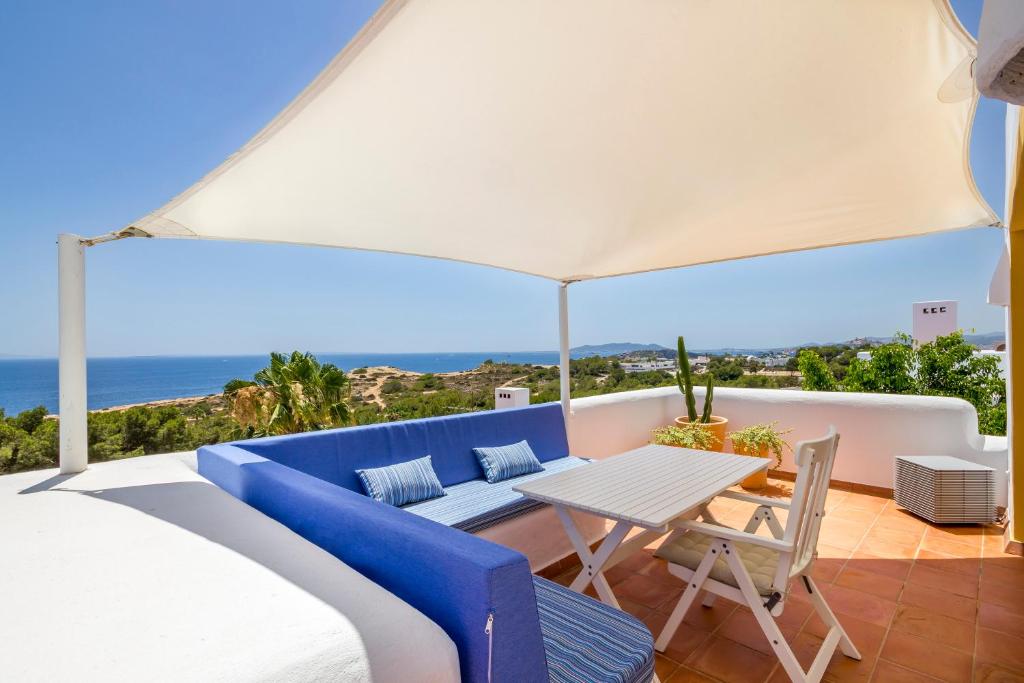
978,0,1024,105
129,0,998,282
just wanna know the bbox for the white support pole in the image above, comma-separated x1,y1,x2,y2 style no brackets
558,282,571,420
58,234,88,474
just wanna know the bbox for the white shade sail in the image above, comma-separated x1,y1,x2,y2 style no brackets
128,0,998,281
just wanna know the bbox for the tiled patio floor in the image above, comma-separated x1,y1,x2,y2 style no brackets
547,478,1023,683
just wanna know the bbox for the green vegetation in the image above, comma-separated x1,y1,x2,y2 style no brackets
728,422,792,467
797,331,1006,435
225,351,351,437
652,423,720,451
0,400,236,475
676,336,714,423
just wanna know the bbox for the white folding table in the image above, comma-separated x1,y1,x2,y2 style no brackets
514,444,769,608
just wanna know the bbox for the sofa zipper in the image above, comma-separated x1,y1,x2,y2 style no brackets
484,611,494,683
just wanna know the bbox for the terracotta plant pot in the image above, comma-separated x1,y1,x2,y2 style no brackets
733,443,771,490
674,415,729,452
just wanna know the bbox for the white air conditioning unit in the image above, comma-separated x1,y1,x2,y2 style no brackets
894,456,997,524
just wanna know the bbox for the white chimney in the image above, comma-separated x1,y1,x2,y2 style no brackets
495,387,530,410
912,300,957,345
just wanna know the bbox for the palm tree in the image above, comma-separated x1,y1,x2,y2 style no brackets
225,351,351,436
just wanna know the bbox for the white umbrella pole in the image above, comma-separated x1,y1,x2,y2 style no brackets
58,234,88,474
558,282,571,420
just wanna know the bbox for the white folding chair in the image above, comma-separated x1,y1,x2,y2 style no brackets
652,428,860,683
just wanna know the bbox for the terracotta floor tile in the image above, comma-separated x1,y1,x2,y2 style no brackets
684,634,778,683
802,611,887,659
889,604,975,653
665,596,738,633
817,583,898,628
603,562,635,588
774,596,814,632
923,523,985,544
811,555,847,583
834,566,904,602
838,494,890,512
919,533,983,559
979,579,1024,614
614,573,682,610
617,548,656,573
879,630,973,683
638,556,686,588
643,611,711,664
906,563,979,599
665,666,718,682
974,659,1024,683
716,607,800,656
863,525,924,549
655,653,679,680
856,536,919,560
829,505,883,525
616,597,652,620
817,542,855,560
898,582,978,623
874,508,928,533
979,601,1024,637
982,562,1024,590
871,661,944,682
914,548,981,577
976,628,1024,673
820,518,872,551
846,551,913,581
784,630,875,682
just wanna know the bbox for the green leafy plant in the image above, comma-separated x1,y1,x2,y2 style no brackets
652,423,720,451
225,351,351,436
728,422,792,468
676,336,714,423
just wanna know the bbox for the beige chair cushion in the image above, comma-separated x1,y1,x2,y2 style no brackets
655,525,781,596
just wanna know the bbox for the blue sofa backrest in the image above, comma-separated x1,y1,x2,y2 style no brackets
234,402,569,491
198,443,549,683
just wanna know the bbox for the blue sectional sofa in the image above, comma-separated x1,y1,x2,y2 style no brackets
198,403,654,683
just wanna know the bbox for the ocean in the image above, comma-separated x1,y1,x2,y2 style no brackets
0,352,561,415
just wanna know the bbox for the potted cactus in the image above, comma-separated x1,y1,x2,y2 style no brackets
728,422,792,490
673,335,728,451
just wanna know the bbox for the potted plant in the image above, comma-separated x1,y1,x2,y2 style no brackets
728,422,792,490
673,335,728,451
652,423,721,451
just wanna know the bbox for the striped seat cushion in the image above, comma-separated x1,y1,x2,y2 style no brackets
403,456,588,533
355,455,445,507
473,440,544,483
533,577,655,683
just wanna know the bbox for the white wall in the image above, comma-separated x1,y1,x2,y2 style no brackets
567,386,1008,507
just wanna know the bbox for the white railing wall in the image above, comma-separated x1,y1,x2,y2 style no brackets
567,387,1009,507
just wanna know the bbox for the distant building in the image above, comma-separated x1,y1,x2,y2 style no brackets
761,354,791,368
621,359,676,373
913,300,957,344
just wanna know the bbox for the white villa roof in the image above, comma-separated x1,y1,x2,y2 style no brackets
126,0,998,281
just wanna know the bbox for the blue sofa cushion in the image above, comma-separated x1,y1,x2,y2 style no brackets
533,577,655,683
198,444,550,683
403,456,588,532
234,402,569,491
356,455,444,506
474,440,544,483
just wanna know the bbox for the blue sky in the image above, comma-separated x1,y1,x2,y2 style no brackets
0,1,1008,357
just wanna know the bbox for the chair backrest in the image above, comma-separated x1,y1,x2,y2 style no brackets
780,427,840,578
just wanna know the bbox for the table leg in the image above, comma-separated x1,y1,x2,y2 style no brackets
553,505,632,608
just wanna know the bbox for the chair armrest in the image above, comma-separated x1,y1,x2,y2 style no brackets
670,519,794,553
718,490,791,509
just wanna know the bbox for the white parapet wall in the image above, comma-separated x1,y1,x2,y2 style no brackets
567,386,1008,507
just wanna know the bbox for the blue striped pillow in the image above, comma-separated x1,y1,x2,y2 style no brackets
473,440,544,483
355,455,445,507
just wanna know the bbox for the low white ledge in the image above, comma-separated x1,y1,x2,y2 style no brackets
567,387,1008,507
